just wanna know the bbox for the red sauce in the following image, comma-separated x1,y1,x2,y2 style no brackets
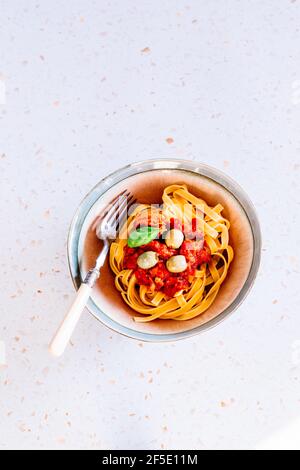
123,246,140,270
123,222,212,298
180,240,210,267
163,277,190,298
143,240,177,260
135,268,153,287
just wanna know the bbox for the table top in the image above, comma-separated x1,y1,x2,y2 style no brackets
1,0,300,450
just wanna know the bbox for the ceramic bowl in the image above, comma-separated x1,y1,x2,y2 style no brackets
68,159,261,342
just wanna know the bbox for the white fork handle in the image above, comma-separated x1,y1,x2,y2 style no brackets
49,283,91,357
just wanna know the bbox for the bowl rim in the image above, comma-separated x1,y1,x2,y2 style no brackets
67,158,262,342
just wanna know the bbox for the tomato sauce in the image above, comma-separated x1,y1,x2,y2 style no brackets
123,221,212,298
144,240,177,260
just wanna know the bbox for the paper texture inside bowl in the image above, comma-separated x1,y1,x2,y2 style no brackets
80,169,254,335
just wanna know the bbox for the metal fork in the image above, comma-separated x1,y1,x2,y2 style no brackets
49,190,135,357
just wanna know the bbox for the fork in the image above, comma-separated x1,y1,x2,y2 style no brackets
49,190,135,357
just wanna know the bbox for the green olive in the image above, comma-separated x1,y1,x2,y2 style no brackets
166,255,187,273
137,251,159,269
165,229,184,249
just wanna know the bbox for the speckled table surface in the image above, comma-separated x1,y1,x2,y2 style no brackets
1,0,300,450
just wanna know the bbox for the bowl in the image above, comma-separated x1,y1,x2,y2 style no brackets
68,159,261,342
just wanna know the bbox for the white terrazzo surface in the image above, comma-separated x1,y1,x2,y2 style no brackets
1,0,300,450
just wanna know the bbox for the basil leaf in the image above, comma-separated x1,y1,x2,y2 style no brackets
128,226,159,248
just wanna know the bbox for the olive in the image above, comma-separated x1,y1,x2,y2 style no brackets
137,251,159,270
165,229,184,249
166,255,187,273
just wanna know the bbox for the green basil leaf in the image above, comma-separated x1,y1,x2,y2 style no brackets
128,226,159,248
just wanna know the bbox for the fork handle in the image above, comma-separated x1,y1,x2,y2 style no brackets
49,282,92,357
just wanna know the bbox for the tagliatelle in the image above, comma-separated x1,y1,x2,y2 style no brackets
109,185,234,322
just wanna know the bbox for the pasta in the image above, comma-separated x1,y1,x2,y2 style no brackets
109,184,234,322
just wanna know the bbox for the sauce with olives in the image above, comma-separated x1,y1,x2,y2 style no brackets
123,217,212,298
